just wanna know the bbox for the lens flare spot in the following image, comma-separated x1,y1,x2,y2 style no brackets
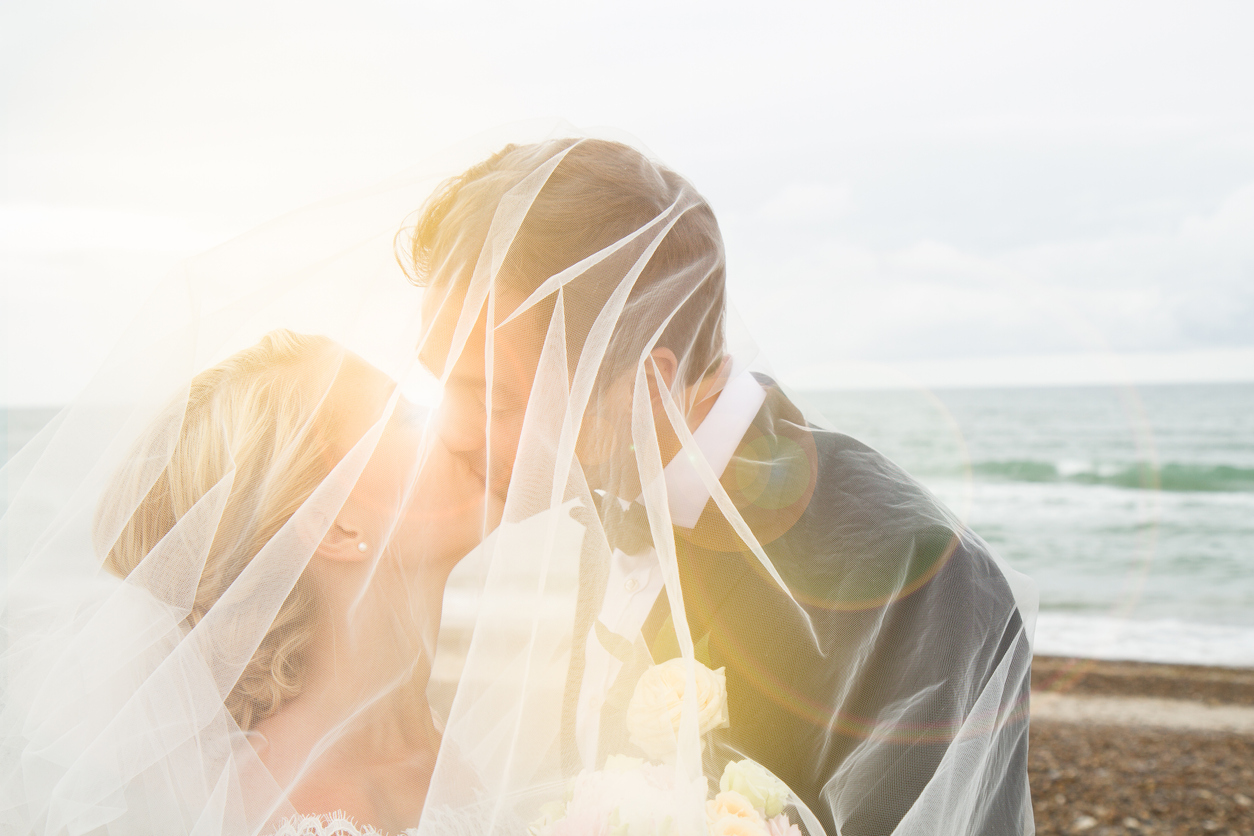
734,435,811,511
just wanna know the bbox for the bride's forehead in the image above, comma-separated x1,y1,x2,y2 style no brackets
322,354,401,450
331,353,394,403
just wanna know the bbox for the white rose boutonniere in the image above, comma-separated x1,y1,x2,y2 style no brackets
626,657,729,760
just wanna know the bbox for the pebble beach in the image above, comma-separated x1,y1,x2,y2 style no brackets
1029,656,1254,835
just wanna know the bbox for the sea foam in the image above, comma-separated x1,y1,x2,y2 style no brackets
1033,610,1254,668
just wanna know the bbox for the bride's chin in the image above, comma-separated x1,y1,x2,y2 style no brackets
436,493,503,565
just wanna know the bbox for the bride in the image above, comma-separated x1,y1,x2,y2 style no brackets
109,330,495,829
3,327,495,834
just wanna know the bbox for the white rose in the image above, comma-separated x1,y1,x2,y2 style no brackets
626,658,729,760
719,760,790,818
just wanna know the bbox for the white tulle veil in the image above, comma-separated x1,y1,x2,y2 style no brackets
1,125,1036,836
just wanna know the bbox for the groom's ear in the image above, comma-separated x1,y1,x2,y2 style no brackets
645,348,679,402
315,520,372,563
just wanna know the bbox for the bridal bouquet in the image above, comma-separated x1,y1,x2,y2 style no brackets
529,660,803,836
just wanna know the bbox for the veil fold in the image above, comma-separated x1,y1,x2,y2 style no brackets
1,125,1035,836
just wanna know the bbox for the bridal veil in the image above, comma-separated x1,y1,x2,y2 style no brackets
1,126,1037,835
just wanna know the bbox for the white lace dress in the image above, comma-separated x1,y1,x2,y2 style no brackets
273,812,416,836
275,802,516,836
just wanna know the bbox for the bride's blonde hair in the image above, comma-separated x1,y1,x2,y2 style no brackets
99,329,345,730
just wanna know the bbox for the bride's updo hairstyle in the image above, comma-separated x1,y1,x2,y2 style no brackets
98,329,344,731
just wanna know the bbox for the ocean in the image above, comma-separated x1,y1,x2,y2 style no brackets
5,382,1253,667
803,382,1254,667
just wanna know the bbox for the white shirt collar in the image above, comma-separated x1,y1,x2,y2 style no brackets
663,367,767,529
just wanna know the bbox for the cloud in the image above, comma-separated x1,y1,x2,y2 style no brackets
0,204,221,254
4,1,1254,397
786,347,1254,391
755,183,852,227
730,177,1254,384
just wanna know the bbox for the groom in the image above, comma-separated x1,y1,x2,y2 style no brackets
413,139,1032,835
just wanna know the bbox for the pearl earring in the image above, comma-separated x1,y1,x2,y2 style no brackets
357,542,368,553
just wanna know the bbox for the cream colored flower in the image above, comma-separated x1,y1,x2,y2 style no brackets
626,658,729,760
719,760,790,818
707,791,761,822
708,814,769,836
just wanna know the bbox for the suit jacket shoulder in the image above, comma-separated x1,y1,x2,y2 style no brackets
657,384,1030,835
673,383,998,627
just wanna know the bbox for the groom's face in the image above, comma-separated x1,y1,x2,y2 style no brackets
420,287,544,503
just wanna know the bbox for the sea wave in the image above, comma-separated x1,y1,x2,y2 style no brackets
1033,611,1254,668
971,460,1254,492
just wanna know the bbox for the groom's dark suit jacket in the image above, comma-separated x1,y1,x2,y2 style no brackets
573,382,1032,836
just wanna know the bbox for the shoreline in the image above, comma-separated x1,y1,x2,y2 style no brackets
1029,655,1253,835
1032,655,1254,705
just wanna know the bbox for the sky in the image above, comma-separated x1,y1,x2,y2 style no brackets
3,0,1254,404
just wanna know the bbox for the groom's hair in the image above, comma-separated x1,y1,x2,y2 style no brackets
408,138,726,386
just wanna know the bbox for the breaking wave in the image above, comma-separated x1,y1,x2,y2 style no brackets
971,460,1254,492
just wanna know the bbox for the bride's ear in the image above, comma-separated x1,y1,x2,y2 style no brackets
316,520,372,562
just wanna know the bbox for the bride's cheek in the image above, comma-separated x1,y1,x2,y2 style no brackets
412,444,482,524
